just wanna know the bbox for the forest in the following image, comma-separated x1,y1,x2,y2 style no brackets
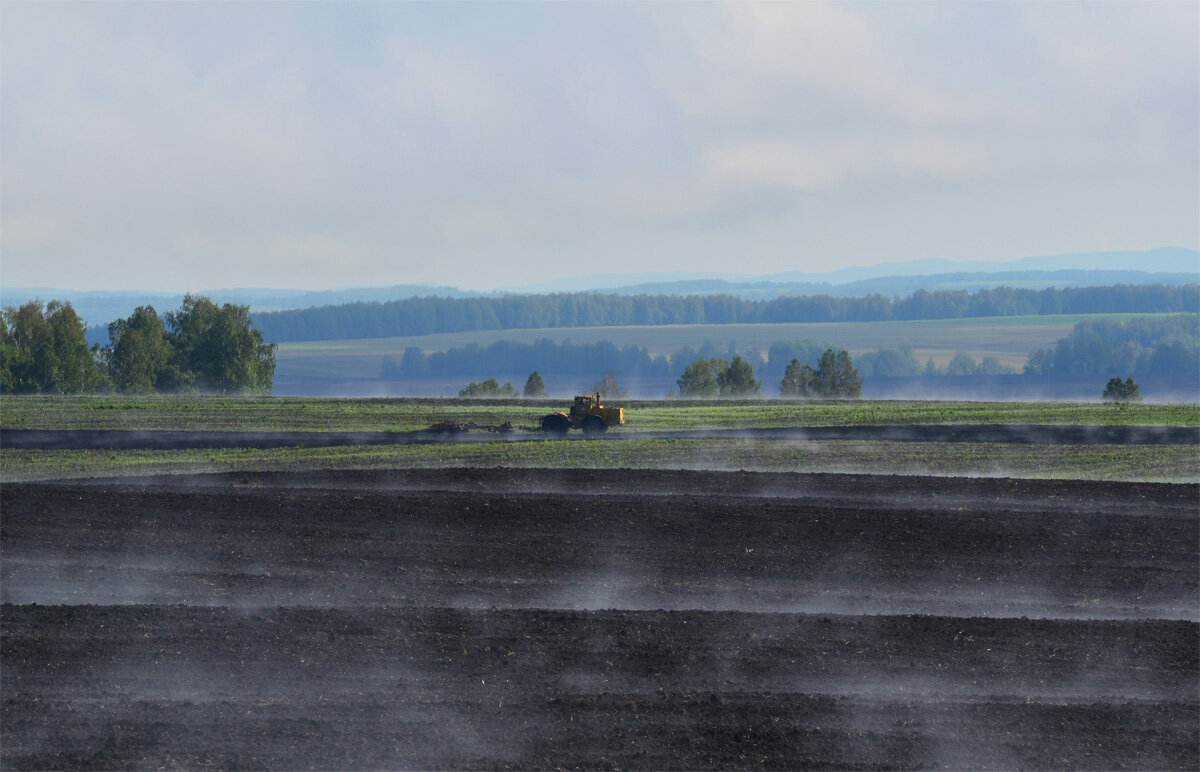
1025,315,1199,377
253,284,1199,343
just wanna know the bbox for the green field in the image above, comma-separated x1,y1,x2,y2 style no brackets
275,313,1174,382
3,395,1196,432
2,396,1195,483
3,439,1195,484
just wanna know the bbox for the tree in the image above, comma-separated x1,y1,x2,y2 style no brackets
676,358,725,398
786,348,863,399
1102,377,1142,402
856,345,920,378
523,371,548,398
593,368,625,399
780,358,819,398
831,350,862,398
106,306,176,393
0,311,34,393
0,300,106,394
401,346,428,376
716,355,761,397
166,295,275,394
945,352,978,376
458,378,516,398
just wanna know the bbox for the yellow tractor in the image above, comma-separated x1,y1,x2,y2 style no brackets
541,393,624,436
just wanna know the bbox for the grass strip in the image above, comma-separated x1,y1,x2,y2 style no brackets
3,439,1194,484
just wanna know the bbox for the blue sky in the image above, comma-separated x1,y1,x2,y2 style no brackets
2,1,1197,292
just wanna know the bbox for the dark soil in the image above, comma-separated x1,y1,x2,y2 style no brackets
4,423,1197,450
2,469,1197,769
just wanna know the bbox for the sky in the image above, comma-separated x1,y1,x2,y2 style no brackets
2,1,1197,293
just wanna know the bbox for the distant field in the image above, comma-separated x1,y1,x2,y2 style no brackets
274,313,1173,383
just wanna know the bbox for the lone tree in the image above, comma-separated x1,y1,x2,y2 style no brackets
716,355,761,397
1103,377,1142,403
523,371,548,398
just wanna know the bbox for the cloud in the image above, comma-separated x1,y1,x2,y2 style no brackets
1,1,1196,291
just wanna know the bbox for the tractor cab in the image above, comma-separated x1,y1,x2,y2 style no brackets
570,393,599,417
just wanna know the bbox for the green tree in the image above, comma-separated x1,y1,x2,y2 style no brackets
676,357,725,398
106,306,176,393
1102,377,1142,402
832,350,862,398
945,352,978,376
0,312,34,393
856,345,921,378
977,356,1014,375
458,378,516,398
808,348,861,398
717,355,761,397
166,295,275,394
523,370,548,398
0,300,106,393
780,358,819,397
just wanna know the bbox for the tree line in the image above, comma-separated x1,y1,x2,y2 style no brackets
253,284,1199,343
1,296,276,395
382,338,1016,387
1024,314,1198,377
383,340,673,380
388,314,1197,401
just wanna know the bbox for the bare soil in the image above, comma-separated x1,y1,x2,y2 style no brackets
2,469,1197,769
4,423,1197,450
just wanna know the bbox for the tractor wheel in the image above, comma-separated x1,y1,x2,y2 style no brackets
541,414,570,436
581,416,607,435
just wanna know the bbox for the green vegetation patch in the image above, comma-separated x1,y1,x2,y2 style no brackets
3,438,1195,484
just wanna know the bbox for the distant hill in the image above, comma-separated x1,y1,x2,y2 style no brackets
514,248,1199,293
602,270,1198,300
7,247,1196,328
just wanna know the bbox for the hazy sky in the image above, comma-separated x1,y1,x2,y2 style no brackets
2,1,1197,292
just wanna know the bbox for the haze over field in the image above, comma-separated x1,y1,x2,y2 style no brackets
2,2,1197,293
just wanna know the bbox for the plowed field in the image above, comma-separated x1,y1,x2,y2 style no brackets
3,469,1197,769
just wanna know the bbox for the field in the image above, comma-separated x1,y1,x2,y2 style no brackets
274,313,1174,383
3,396,1196,483
5,394,1197,431
2,397,1197,768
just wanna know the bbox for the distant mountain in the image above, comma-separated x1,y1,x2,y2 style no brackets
508,248,1199,294
600,270,1197,300
760,247,1198,284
